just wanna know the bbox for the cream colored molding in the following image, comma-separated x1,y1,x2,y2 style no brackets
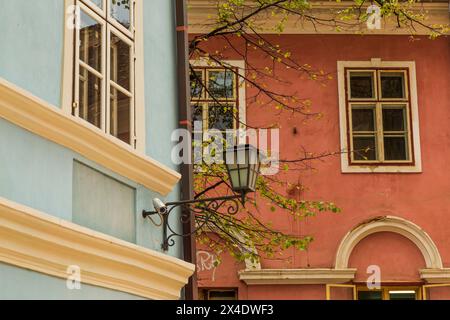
61,0,75,115
134,0,147,153
188,1,449,35
0,197,195,300
239,268,356,285
337,59,422,173
335,216,443,269
0,78,181,196
420,268,450,284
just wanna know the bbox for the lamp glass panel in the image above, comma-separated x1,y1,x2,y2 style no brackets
229,169,241,190
239,166,249,189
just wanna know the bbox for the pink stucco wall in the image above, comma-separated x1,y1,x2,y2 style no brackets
196,35,450,299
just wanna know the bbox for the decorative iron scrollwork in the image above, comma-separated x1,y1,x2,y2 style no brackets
142,194,244,251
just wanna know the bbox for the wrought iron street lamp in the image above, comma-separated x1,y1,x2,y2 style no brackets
143,144,262,251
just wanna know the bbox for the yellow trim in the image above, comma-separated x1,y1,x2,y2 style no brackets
326,284,357,300
357,286,421,300
422,283,450,300
0,77,181,196
0,197,195,300
188,1,449,35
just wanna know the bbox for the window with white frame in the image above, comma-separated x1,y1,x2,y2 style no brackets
338,60,422,173
74,0,135,146
190,67,240,143
347,68,413,163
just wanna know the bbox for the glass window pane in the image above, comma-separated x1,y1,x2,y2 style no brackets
381,72,406,99
208,70,235,99
79,66,102,128
89,0,103,9
80,10,102,72
352,107,375,131
383,107,406,131
389,291,416,300
190,71,203,98
353,136,377,161
110,0,131,30
208,104,235,131
192,104,203,124
384,136,408,161
110,33,131,91
358,291,383,300
349,72,374,99
110,87,131,144
207,290,237,301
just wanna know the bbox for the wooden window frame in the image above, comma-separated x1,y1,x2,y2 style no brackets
347,68,413,165
72,0,138,149
191,66,240,136
337,59,422,173
200,288,239,301
326,284,357,300
357,286,422,300
422,283,450,300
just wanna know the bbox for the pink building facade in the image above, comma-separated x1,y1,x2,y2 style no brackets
190,1,450,300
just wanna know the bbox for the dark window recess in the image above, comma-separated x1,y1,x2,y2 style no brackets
350,73,374,99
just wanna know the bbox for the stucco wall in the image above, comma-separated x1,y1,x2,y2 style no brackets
196,34,450,299
0,0,184,298
0,262,145,300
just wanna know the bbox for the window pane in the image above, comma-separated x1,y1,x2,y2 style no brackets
383,107,406,131
207,290,237,301
80,10,102,72
110,0,131,30
110,87,131,144
358,291,383,300
208,70,235,99
389,291,416,300
208,104,235,131
353,136,377,161
352,107,375,131
79,66,102,128
190,71,203,98
381,72,406,99
192,104,203,124
349,72,374,99
88,0,103,9
110,33,130,91
384,136,408,161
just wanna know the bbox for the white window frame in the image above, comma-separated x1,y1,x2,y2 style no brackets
190,59,247,144
337,59,422,173
62,0,145,153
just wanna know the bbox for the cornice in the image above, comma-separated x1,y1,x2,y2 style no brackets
0,78,181,196
0,197,195,299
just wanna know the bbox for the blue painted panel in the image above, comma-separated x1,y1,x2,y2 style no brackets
73,161,137,243
0,0,64,107
0,262,145,300
0,119,73,220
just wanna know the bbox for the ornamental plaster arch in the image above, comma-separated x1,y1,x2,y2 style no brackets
335,216,443,270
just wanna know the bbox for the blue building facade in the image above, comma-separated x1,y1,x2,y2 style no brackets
0,0,194,300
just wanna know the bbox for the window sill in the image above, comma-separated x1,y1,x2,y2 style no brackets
0,77,180,196
342,163,422,174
